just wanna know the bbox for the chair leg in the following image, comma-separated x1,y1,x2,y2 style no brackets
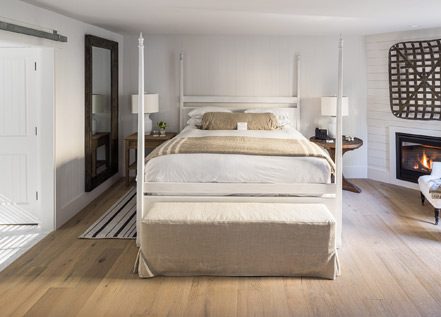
435,208,440,226
420,192,425,206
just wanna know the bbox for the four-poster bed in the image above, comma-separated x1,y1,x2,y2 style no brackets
135,33,344,279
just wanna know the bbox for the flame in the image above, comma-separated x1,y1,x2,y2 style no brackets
419,150,432,170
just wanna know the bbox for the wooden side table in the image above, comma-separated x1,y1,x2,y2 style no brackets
125,132,177,184
309,136,363,193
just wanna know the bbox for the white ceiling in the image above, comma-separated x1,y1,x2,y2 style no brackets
22,0,441,35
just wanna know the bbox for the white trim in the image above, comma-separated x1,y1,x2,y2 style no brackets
136,33,145,245
179,51,184,131
388,125,441,190
38,47,56,231
57,173,120,228
296,55,301,130
334,36,344,231
182,96,298,104
144,182,336,196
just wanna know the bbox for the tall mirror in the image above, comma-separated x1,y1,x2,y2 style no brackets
85,35,118,192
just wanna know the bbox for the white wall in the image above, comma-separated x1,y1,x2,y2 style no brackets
1,0,124,228
122,34,368,178
366,28,441,185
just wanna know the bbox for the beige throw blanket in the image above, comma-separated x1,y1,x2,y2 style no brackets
147,136,335,173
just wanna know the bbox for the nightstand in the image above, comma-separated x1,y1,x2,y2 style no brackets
309,136,363,193
125,132,177,184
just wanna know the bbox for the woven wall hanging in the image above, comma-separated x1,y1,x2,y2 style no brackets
389,39,441,120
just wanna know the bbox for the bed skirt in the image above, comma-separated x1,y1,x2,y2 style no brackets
136,202,340,279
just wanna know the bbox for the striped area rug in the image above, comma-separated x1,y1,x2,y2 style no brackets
79,188,136,239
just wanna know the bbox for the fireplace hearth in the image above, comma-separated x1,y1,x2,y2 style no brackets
396,133,441,183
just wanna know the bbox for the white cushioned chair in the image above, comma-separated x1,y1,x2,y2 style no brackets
418,162,441,225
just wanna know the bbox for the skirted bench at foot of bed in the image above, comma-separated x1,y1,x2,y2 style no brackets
136,202,340,280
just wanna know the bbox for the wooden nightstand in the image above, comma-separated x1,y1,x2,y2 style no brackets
309,136,363,193
125,132,177,184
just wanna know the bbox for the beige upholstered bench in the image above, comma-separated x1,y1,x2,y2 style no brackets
137,202,339,280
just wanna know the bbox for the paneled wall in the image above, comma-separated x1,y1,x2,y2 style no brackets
122,34,368,178
366,28,441,184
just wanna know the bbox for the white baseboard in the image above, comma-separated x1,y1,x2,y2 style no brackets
368,166,419,190
56,174,121,228
344,165,367,179
368,166,390,183
389,178,419,190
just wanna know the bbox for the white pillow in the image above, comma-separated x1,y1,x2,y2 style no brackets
244,108,292,126
188,106,232,118
186,117,202,127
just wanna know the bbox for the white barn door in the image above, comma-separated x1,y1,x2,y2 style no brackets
0,49,39,225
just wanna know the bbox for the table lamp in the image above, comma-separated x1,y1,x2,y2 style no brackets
131,93,159,134
321,96,349,138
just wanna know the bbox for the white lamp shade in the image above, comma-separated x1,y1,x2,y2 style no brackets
321,96,349,117
92,94,109,114
131,94,159,114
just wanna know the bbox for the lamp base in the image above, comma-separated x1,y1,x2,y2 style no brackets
327,117,337,139
144,113,153,135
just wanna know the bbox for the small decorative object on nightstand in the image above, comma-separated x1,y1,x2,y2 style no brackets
157,121,167,136
310,136,363,193
125,132,177,184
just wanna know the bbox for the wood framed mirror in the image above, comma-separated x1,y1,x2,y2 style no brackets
85,35,118,192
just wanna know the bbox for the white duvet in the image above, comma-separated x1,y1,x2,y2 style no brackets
145,125,331,184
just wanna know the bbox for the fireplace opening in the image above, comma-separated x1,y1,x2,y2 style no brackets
396,133,441,183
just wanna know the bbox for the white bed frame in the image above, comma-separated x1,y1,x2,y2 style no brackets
136,34,344,246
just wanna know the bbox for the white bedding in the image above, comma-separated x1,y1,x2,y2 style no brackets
145,125,331,184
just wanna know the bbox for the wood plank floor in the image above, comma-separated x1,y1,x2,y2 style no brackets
1,179,441,317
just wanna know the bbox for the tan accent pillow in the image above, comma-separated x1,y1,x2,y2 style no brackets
201,112,279,130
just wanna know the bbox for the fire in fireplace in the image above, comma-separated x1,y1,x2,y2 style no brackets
396,133,441,183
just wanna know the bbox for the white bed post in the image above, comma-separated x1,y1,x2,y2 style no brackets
179,52,184,131
296,55,301,130
335,36,344,227
136,33,145,246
